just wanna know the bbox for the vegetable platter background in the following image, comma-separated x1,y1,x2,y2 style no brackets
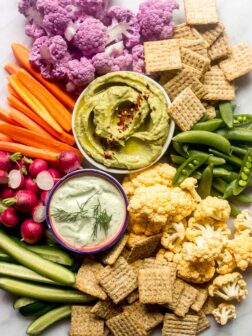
0,0,252,335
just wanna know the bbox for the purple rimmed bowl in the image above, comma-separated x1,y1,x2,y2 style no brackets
46,169,129,254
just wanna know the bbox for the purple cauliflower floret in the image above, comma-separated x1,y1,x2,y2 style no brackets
72,17,107,57
74,0,110,19
137,0,179,41
25,22,46,39
66,57,95,91
29,36,51,68
42,7,72,36
112,50,132,71
36,0,58,15
105,6,141,49
18,0,36,16
132,44,145,73
92,53,113,75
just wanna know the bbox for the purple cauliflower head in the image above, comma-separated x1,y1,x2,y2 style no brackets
29,36,51,68
92,53,114,75
74,0,110,19
137,0,179,41
36,0,58,15
72,17,107,57
112,50,133,71
66,57,95,91
18,0,36,16
42,6,72,36
132,44,145,73
25,22,46,39
105,6,141,49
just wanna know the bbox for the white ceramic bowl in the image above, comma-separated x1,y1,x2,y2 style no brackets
72,71,175,175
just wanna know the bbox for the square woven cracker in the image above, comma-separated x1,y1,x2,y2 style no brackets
69,306,104,336
100,235,129,265
138,267,173,304
144,40,182,74
127,289,139,304
74,261,107,300
164,68,207,101
124,302,163,331
130,259,144,277
191,288,208,312
197,312,211,334
91,298,122,320
99,257,137,304
196,23,224,47
162,313,199,336
201,297,216,315
180,47,210,77
178,39,209,58
173,24,202,41
167,87,206,131
127,234,161,263
184,0,218,25
175,283,198,317
219,42,252,81
203,65,235,101
106,311,148,336
208,32,232,61
159,70,178,86
165,278,185,311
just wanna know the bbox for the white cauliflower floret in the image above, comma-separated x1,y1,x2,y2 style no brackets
233,210,252,236
209,272,248,302
194,196,231,224
180,177,201,202
183,234,224,262
156,248,175,262
215,247,236,275
212,303,236,325
122,163,176,198
161,222,186,253
227,234,252,271
186,218,231,243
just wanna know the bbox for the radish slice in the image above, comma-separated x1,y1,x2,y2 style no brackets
0,170,9,184
32,203,46,223
36,171,54,191
8,169,25,189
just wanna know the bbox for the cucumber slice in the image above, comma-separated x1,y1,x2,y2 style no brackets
14,297,36,310
20,301,59,317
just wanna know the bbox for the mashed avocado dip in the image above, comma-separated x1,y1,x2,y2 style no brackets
48,171,127,251
74,72,170,170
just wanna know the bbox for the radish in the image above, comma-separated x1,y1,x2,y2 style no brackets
41,191,50,205
21,219,44,244
47,169,61,182
25,176,40,196
0,151,21,172
29,159,48,177
58,150,81,173
12,157,32,175
0,188,16,199
8,169,25,190
4,190,38,213
0,170,9,184
36,171,54,191
0,208,19,228
32,202,46,223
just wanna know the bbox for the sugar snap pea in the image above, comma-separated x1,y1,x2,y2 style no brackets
209,149,243,167
172,153,209,186
192,119,224,132
231,146,247,157
231,194,252,203
172,141,188,157
217,128,252,142
189,150,226,166
170,155,186,165
219,102,233,128
212,178,228,194
233,114,252,127
198,164,213,199
230,203,241,217
213,168,238,180
233,148,252,196
223,180,237,199
173,131,231,154
192,171,202,180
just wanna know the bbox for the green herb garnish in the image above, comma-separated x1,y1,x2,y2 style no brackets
91,199,112,240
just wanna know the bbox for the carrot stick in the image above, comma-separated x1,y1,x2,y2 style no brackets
8,75,63,134
11,44,76,110
0,122,80,155
17,69,72,132
9,108,54,139
0,106,20,126
0,142,58,162
0,133,12,142
7,94,75,146
5,63,20,75
8,83,22,100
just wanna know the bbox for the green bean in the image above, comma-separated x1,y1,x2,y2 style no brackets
192,119,224,132
171,155,186,165
230,203,241,217
233,148,252,196
219,102,233,128
172,141,188,157
233,114,252,127
217,128,252,142
231,146,247,157
173,131,231,154
172,153,209,186
209,149,243,167
198,164,213,199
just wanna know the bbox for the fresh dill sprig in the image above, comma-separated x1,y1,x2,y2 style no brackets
91,199,112,241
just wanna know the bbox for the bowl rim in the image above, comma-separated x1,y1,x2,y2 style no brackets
72,71,175,175
45,168,129,254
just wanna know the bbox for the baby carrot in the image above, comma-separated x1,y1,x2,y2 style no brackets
0,106,19,126
0,133,12,142
4,63,20,75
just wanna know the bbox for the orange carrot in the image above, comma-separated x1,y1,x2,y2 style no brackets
11,44,76,110
0,133,12,142
0,142,58,162
9,108,54,139
4,63,20,75
7,94,75,146
8,83,22,100
17,69,72,132
8,75,63,134
0,106,19,126
0,122,80,155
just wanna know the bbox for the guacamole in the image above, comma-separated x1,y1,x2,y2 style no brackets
74,72,170,169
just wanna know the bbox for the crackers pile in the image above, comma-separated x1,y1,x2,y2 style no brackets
144,0,252,132
70,234,212,336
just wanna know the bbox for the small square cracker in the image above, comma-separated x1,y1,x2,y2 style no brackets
69,306,104,336
99,257,137,304
138,267,173,304
91,298,122,320
144,40,182,74
127,234,161,263
175,283,198,317
100,235,129,265
220,42,252,81
180,47,210,77
162,313,199,336
184,0,218,25
197,312,211,334
167,87,206,131
197,23,224,47
165,278,185,311
208,32,232,61
191,288,208,312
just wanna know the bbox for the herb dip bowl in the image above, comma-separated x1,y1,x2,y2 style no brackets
46,169,129,254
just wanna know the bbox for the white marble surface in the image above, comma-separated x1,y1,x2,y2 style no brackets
0,0,252,335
